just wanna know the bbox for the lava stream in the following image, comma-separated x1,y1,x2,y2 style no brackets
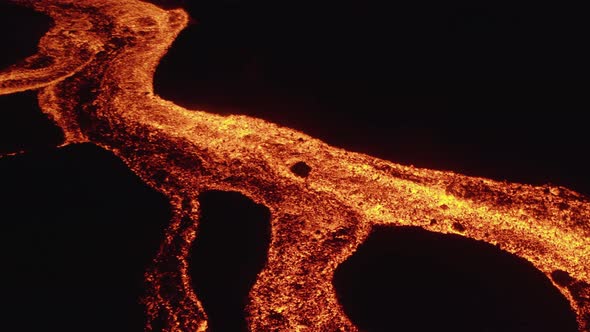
1,0,589,331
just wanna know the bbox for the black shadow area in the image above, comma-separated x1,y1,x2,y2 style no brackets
0,2,52,70
189,190,271,332
0,90,64,153
333,226,578,332
0,144,170,332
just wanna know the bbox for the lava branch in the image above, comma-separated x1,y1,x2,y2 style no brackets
0,0,102,95
2,0,590,331
144,195,208,332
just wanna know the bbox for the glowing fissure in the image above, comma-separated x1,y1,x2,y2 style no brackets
1,1,589,331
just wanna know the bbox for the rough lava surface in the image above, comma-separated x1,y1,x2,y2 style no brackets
1,1,589,331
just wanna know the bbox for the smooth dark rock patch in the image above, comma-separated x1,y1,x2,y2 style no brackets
290,161,311,177
0,3,52,70
0,91,64,153
189,190,271,332
0,144,170,331
552,270,575,287
333,226,578,332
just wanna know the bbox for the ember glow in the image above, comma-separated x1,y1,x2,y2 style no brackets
1,0,589,331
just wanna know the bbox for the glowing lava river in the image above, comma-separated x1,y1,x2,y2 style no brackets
1,0,589,331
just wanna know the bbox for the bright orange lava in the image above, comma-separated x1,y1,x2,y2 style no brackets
1,1,589,331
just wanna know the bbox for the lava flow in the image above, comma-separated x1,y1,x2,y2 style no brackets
1,0,589,331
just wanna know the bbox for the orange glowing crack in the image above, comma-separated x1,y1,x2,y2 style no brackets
1,0,589,331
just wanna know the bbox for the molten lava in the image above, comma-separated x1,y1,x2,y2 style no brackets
1,0,589,331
